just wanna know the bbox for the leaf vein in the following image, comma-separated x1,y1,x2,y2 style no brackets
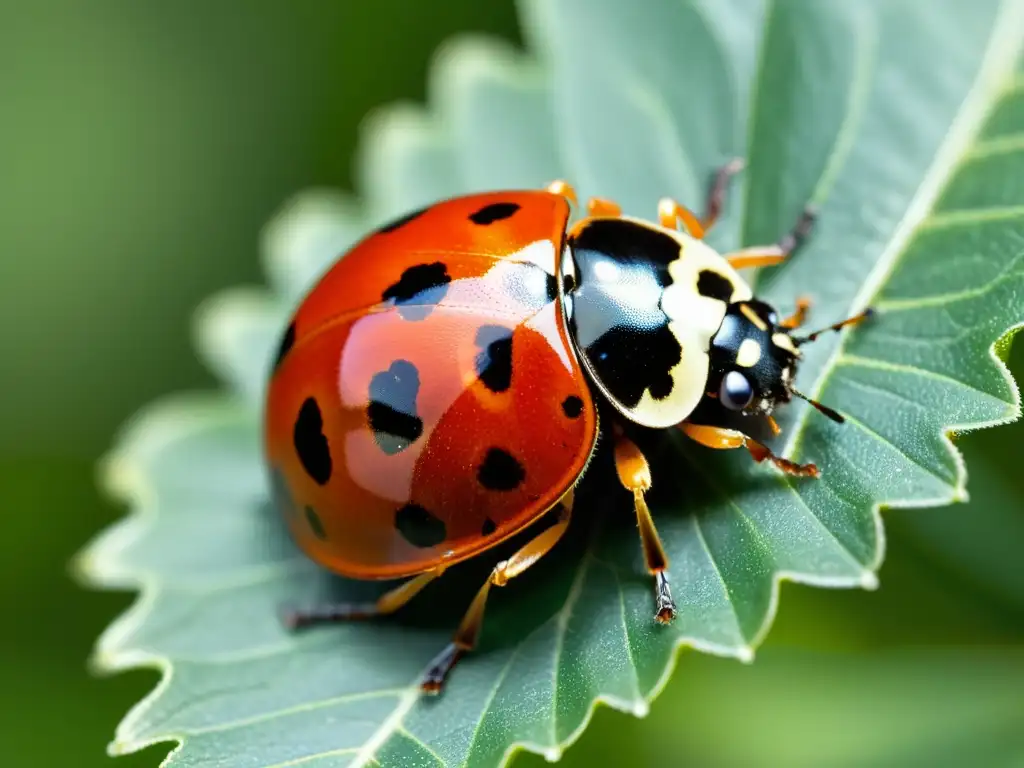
917,204,1024,230
610,563,643,702
837,353,1014,410
185,688,405,737
875,266,1024,311
349,685,421,768
460,642,524,767
550,551,595,747
688,514,744,642
395,726,446,767
260,747,359,768
964,132,1024,159
835,393,955,488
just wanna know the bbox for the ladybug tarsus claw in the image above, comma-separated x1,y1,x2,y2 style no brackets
420,681,443,696
654,572,676,624
279,606,302,631
421,643,463,696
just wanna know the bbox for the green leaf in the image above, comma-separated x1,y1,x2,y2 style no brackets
76,0,1024,765
518,647,1024,768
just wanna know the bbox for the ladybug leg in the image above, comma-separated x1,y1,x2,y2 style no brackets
546,179,579,207
658,198,706,239
658,157,746,238
421,490,575,695
545,180,623,218
679,423,820,478
780,296,813,330
282,567,445,629
724,206,817,270
586,197,622,217
613,429,676,624
702,157,745,232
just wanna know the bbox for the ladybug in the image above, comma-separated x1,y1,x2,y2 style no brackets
264,159,872,693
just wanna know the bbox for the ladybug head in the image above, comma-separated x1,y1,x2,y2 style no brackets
705,299,848,424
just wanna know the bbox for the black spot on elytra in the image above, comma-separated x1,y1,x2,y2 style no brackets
367,360,423,455
469,202,521,225
478,448,526,491
382,262,451,320
378,206,428,234
305,506,327,540
697,270,734,302
586,325,681,407
546,272,559,302
294,397,332,485
273,322,296,372
395,503,447,548
481,517,497,536
475,325,514,393
561,395,584,418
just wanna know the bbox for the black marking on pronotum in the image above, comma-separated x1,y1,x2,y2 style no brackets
587,325,681,406
293,397,332,485
697,270,734,302
469,202,521,225
570,218,681,287
395,503,447,548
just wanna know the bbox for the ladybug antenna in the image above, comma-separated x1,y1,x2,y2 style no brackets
793,307,875,347
791,388,845,424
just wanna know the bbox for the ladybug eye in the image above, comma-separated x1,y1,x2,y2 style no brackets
720,371,754,410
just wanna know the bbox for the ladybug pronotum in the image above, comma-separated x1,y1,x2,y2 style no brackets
264,160,872,693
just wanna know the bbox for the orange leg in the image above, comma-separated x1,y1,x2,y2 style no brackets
614,430,675,623
546,179,622,218
680,423,819,478
659,198,706,239
780,296,812,329
546,179,578,207
703,157,745,232
283,566,446,629
661,158,747,238
587,196,622,217
725,206,817,271
422,490,575,694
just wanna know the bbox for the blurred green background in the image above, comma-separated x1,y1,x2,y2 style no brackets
1,2,1020,766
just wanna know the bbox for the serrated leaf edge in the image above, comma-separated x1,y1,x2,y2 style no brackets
73,2,1024,765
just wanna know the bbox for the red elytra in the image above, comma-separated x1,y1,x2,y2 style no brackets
265,190,596,580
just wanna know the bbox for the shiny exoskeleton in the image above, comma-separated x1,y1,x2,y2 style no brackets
264,162,872,694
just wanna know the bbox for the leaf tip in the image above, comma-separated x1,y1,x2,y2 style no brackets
859,570,880,590
542,746,563,763
87,649,116,676
736,646,755,664
107,737,144,759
